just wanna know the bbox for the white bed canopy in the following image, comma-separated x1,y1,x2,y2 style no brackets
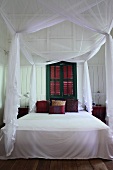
0,0,113,156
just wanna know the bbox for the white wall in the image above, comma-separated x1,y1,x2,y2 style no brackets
20,65,46,107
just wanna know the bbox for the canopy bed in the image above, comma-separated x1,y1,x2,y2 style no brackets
0,0,113,159
0,111,113,160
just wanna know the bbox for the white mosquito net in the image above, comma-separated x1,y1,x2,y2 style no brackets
0,0,113,156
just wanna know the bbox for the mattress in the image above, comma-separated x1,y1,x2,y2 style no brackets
0,111,113,159
17,111,108,131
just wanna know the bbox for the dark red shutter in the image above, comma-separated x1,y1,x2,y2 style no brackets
50,66,60,95
50,63,74,96
63,65,73,95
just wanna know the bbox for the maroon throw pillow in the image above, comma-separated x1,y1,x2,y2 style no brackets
49,105,65,114
66,99,78,112
36,100,49,113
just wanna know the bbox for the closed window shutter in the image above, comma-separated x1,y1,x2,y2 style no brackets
47,61,77,99
50,66,60,95
50,81,60,95
63,65,73,95
63,81,73,95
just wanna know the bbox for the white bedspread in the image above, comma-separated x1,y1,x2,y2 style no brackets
17,111,108,131
0,111,113,159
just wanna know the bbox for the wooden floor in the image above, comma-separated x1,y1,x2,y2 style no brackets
0,158,113,170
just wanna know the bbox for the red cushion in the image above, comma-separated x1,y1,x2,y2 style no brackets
36,100,49,113
66,99,78,112
49,105,65,114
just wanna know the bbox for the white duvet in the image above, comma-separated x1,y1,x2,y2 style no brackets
0,111,113,160
17,111,108,131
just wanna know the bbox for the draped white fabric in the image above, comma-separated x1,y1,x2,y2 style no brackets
29,65,36,112
105,34,113,135
83,62,92,113
3,33,20,156
39,0,109,33
0,0,110,60
20,42,37,112
0,0,113,156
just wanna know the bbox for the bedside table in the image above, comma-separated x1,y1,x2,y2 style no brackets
92,106,106,123
17,107,29,119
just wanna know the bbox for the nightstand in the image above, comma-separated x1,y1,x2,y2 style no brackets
92,106,106,123
17,107,29,118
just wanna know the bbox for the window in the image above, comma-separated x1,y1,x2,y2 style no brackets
46,61,77,100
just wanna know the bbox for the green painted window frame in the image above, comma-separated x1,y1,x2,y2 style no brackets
46,61,77,100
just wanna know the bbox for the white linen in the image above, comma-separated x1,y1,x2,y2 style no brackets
0,111,113,160
17,112,107,131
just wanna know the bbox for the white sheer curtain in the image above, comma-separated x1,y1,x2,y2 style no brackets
0,0,113,156
20,40,37,112
39,0,112,33
29,65,36,112
105,34,113,135
83,61,92,113
0,0,110,61
3,33,20,156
